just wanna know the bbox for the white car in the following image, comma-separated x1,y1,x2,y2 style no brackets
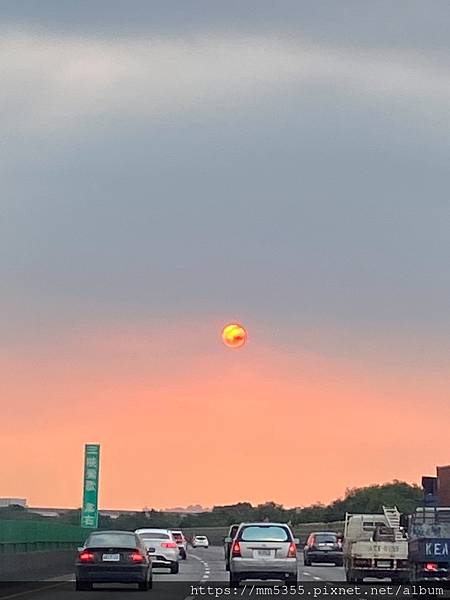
135,528,180,573
170,530,188,560
228,522,298,587
192,535,209,548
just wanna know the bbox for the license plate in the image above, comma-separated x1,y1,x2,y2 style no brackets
377,560,391,568
102,553,120,561
256,549,272,557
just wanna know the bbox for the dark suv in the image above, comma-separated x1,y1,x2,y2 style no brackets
303,532,343,566
224,524,240,571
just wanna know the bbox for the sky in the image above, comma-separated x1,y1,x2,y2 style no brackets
0,1,449,510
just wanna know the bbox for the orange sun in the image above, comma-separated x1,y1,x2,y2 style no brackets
221,323,247,349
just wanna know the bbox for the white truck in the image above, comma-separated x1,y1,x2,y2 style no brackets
343,506,409,583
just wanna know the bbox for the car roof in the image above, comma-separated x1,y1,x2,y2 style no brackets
135,528,171,534
238,522,291,527
311,531,337,535
89,530,136,535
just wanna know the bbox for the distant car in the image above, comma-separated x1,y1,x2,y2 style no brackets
303,532,343,566
75,530,152,591
228,522,298,587
171,530,188,559
224,524,240,571
192,535,209,548
135,528,180,573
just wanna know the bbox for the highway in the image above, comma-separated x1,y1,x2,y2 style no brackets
0,546,345,599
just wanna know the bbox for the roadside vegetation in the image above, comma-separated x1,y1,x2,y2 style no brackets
0,480,422,531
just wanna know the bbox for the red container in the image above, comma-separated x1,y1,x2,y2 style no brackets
437,465,450,507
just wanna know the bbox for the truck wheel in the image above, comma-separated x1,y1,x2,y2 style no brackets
170,562,179,574
229,573,240,588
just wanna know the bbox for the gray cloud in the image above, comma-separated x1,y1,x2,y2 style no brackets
1,0,449,53
1,6,449,367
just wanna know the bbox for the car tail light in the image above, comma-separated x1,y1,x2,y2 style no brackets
79,551,94,563
425,563,438,572
232,541,241,557
355,558,372,568
288,542,297,558
162,542,178,549
131,551,145,562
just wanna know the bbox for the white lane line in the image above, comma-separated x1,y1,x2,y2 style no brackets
45,574,74,582
313,576,322,580
0,583,66,600
188,552,210,582
303,571,312,576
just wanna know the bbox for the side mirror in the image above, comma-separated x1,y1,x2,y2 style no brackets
77,547,83,552
293,538,300,545
224,537,232,543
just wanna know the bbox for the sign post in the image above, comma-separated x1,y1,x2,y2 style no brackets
81,443,100,529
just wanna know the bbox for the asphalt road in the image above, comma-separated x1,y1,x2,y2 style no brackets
0,546,346,599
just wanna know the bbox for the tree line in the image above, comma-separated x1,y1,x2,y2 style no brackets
0,480,423,530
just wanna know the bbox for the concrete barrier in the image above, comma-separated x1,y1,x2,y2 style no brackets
0,550,76,581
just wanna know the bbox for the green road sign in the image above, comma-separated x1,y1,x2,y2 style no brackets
81,444,100,529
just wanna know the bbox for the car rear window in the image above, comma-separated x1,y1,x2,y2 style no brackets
240,526,290,542
86,532,137,548
315,534,336,543
196,536,206,540
139,532,170,540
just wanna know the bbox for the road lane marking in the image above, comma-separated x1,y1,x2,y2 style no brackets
189,552,210,582
0,583,66,600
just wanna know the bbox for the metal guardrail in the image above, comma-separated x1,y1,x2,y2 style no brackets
0,520,94,554
0,519,345,552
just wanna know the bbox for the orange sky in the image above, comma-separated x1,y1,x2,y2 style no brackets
1,319,448,510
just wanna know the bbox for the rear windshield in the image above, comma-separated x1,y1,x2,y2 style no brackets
240,526,290,542
196,536,206,540
139,532,170,540
86,533,137,548
315,534,336,543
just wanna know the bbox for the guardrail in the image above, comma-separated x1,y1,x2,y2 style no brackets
0,519,345,552
0,520,93,554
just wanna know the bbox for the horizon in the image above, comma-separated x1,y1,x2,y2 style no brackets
12,476,425,513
